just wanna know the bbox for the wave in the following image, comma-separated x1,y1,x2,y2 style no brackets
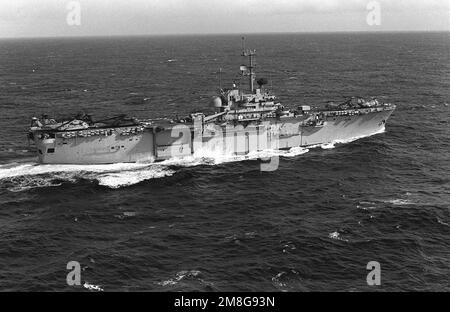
157,270,201,287
0,162,150,180
356,200,378,210
271,269,301,291
6,175,66,193
0,162,174,191
96,165,175,189
384,199,414,206
83,282,104,292
272,272,288,290
328,231,349,242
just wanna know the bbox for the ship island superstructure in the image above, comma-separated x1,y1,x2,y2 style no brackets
28,43,396,164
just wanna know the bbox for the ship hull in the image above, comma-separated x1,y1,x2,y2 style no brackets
32,108,394,165
301,108,393,147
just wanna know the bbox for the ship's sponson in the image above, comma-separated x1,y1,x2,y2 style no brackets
28,102,395,165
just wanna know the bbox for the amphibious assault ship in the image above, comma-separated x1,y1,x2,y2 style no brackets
28,44,396,165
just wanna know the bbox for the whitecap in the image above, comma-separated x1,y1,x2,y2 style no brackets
385,199,413,205
328,231,349,242
271,272,287,289
157,270,201,287
83,282,104,291
329,231,340,240
360,201,377,205
357,201,378,210
282,241,296,253
357,205,377,211
158,279,177,286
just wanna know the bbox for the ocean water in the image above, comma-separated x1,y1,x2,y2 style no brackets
0,32,449,291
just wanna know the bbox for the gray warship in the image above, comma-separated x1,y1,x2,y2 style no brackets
28,44,396,165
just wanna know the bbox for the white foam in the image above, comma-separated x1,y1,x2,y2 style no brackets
0,162,173,190
96,165,175,189
83,282,104,292
320,142,336,149
157,270,201,287
357,205,377,211
272,272,288,289
328,231,349,242
0,162,150,180
385,199,413,205
165,146,310,168
245,147,309,160
329,231,340,239
6,175,65,193
357,201,378,210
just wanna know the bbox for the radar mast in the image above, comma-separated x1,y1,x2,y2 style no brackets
241,37,256,94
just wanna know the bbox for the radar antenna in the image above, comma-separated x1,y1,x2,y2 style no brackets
241,37,256,94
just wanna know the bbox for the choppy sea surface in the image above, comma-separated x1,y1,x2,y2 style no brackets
0,32,449,291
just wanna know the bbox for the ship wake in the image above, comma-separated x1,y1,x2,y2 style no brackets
0,162,175,191
0,148,308,191
0,128,385,191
